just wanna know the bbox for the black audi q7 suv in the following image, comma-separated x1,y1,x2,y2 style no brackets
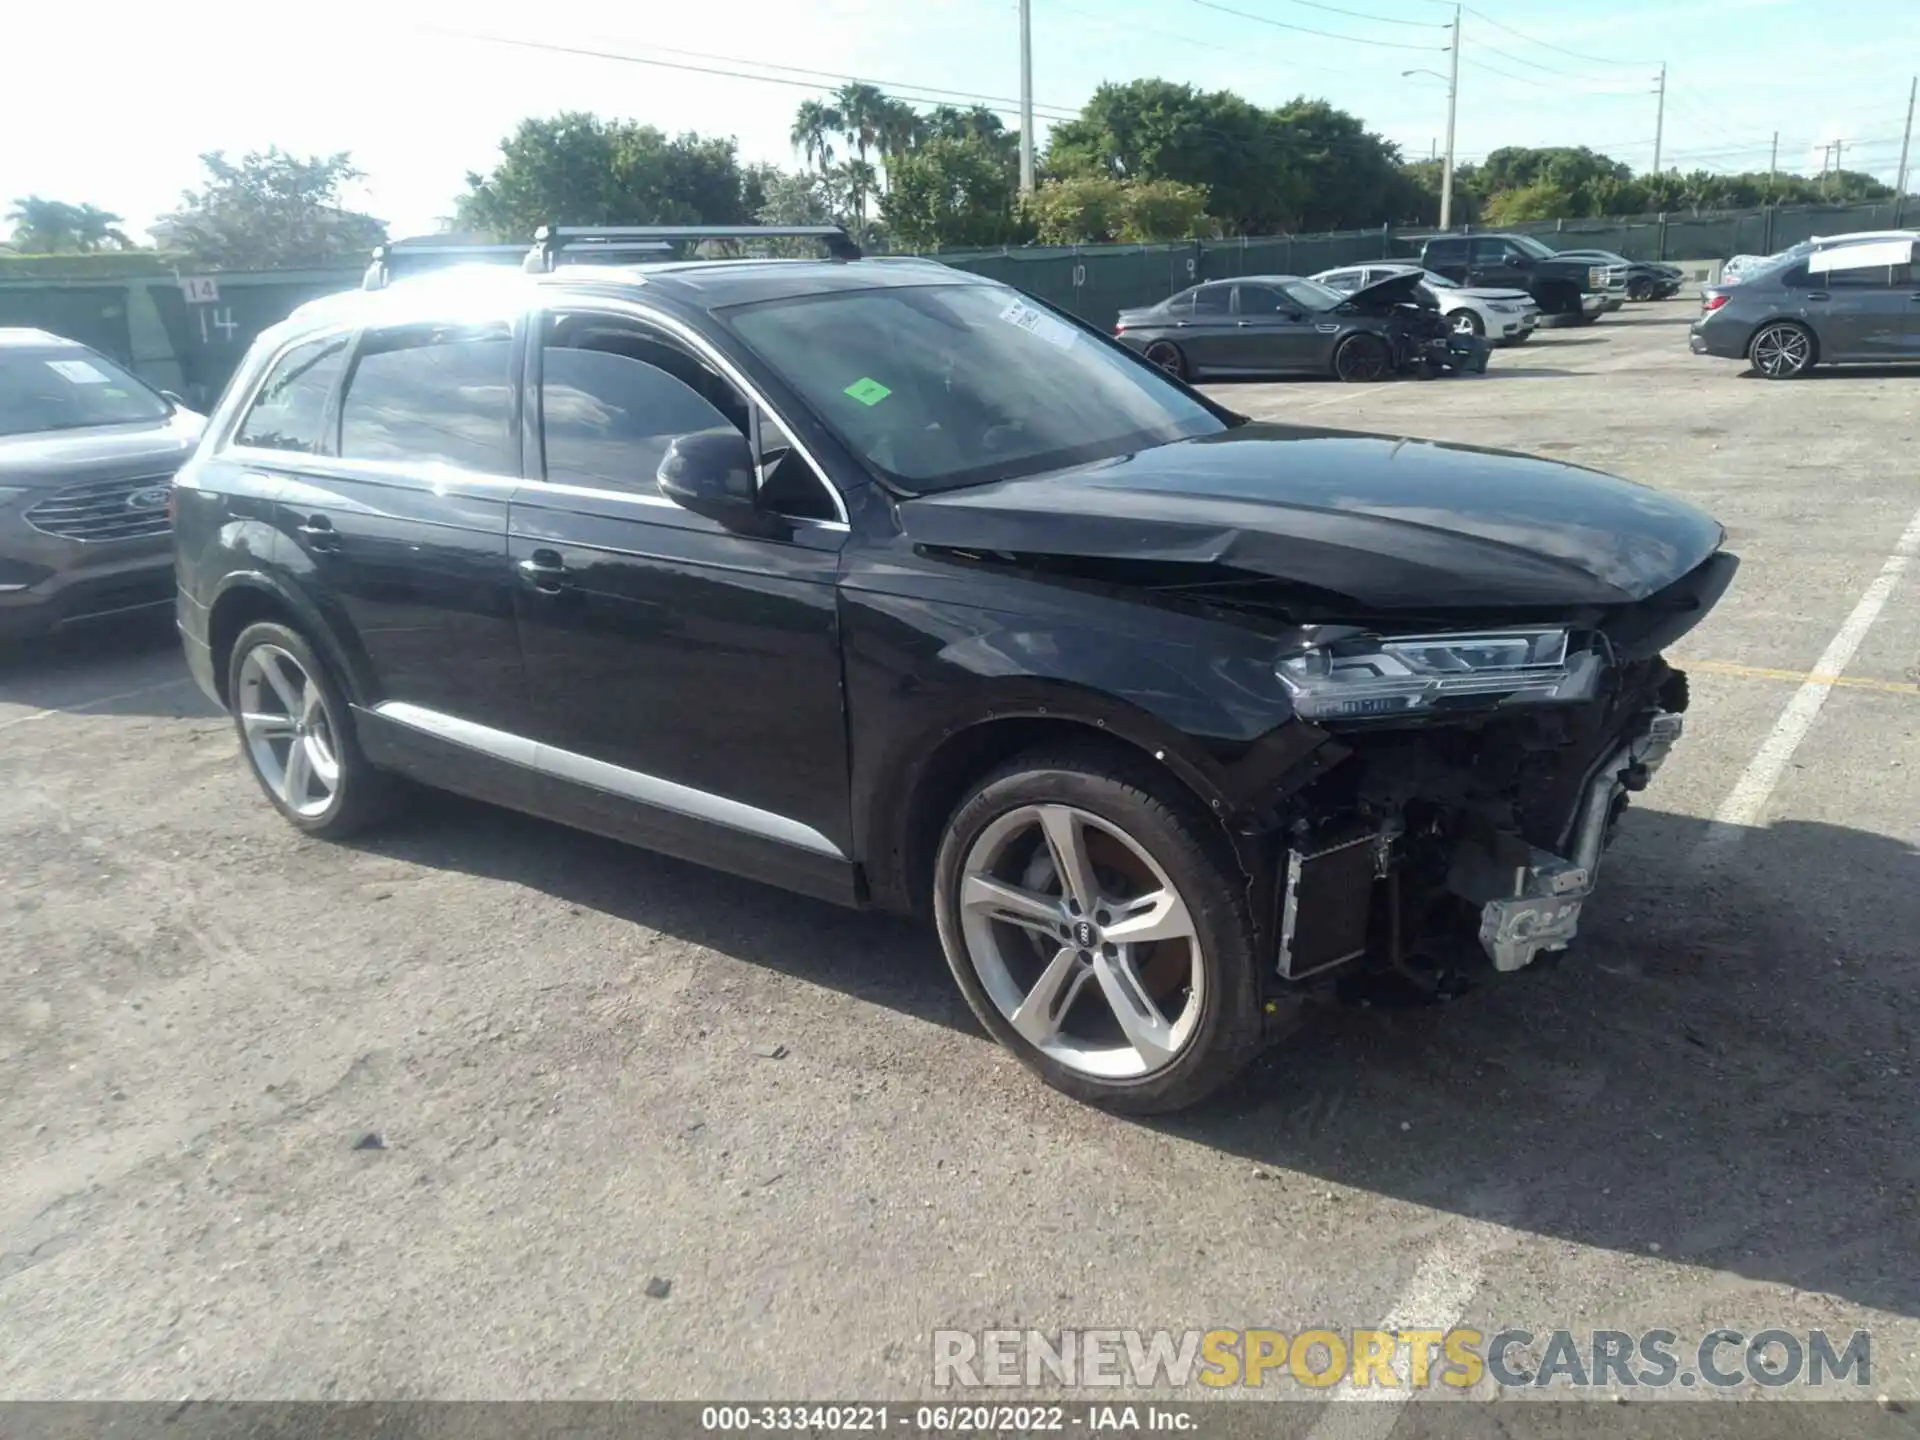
174,226,1737,1113
2,328,204,642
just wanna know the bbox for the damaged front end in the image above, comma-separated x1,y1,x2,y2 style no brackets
1257,603,1704,985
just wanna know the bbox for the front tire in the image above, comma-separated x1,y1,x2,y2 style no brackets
1628,277,1654,301
227,621,390,837
1749,321,1815,379
1332,332,1391,382
1143,340,1188,381
1450,308,1485,338
932,748,1266,1114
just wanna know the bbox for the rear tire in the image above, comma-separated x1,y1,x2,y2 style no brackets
932,747,1267,1114
1748,320,1815,379
1332,332,1392,382
1143,340,1188,381
227,621,390,838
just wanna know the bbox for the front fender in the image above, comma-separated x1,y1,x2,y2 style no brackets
843,587,1334,909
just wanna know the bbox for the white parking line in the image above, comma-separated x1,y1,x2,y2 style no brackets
1302,1224,1500,1438
1694,500,1920,861
0,677,195,732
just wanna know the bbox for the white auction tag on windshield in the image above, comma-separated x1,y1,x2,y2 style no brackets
46,358,111,384
999,298,1078,349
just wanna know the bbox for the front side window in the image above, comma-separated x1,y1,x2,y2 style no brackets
1236,284,1291,314
0,345,171,438
338,322,514,472
538,322,738,496
1424,239,1465,265
1469,238,1510,265
1507,234,1557,259
234,336,347,453
724,282,1224,493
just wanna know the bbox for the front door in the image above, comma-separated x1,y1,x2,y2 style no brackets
508,307,855,901
1468,237,1531,291
269,315,530,737
1227,282,1323,373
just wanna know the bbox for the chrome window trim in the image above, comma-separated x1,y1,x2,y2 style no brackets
215,322,358,455
531,296,851,528
371,701,846,859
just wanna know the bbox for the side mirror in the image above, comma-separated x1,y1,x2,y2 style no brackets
160,390,187,410
657,429,784,536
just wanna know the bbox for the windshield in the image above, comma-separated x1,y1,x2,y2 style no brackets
1418,269,1459,289
1509,234,1557,259
0,346,170,437
724,283,1226,493
1283,278,1346,310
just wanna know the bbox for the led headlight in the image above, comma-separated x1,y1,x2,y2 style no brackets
1275,627,1597,719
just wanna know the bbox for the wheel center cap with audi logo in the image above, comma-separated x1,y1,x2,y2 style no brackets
1073,919,1097,950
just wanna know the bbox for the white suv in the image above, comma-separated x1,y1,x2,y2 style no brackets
1313,263,1541,345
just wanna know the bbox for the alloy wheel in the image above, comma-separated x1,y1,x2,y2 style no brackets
1144,341,1185,379
236,644,341,819
1451,311,1482,336
1750,323,1812,378
957,803,1205,1080
1334,335,1389,382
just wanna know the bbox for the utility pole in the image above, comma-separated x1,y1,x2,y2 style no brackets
1896,75,1916,202
1651,63,1667,174
1018,0,1035,194
1440,3,1460,230
1767,130,1778,200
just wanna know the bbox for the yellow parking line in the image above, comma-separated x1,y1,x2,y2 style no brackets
1680,658,1920,697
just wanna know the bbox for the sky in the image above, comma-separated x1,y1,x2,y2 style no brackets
5,0,1917,242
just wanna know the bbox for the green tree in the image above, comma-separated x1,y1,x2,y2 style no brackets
456,113,757,238
791,99,841,174
151,150,384,268
1019,175,1210,243
879,136,1023,249
6,197,132,253
1482,178,1576,224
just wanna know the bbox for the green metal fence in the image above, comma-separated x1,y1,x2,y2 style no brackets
2,198,1907,395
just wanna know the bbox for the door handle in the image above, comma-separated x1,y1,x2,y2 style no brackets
1908,293,1920,302
296,515,340,552
1805,291,1829,302
517,549,569,594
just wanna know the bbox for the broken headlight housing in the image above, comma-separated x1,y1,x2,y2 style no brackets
1275,626,1600,719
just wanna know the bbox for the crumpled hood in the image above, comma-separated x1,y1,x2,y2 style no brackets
0,410,204,487
898,423,1728,611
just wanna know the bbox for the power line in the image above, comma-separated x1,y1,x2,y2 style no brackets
1272,0,1443,25
1459,56,1639,95
429,27,1085,122
1183,0,1447,50
1044,0,1374,79
1457,4,1656,66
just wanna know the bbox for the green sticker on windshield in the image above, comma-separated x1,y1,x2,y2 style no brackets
844,377,892,406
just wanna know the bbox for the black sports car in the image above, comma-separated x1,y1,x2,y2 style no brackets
1553,249,1686,301
1115,272,1490,383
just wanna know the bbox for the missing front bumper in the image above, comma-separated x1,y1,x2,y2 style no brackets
1453,710,1685,971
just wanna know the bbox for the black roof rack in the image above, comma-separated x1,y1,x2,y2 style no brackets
362,241,528,290
526,224,861,271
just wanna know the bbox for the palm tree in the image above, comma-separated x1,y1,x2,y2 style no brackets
7,195,79,253
71,204,131,252
790,100,842,175
875,99,927,165
833,83,889,170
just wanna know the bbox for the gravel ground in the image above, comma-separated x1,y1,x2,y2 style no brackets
2,306,1916,1414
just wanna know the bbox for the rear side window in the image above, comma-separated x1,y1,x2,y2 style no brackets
339,322,514,473
1192,286,1231,314
233,337,347,454
1424,238,1464,264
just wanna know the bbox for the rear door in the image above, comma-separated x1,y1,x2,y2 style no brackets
1177,283,1238,371
1227,283,1323,373
1815,257,1911,360
1423,238,1469,285
266,314,531,736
